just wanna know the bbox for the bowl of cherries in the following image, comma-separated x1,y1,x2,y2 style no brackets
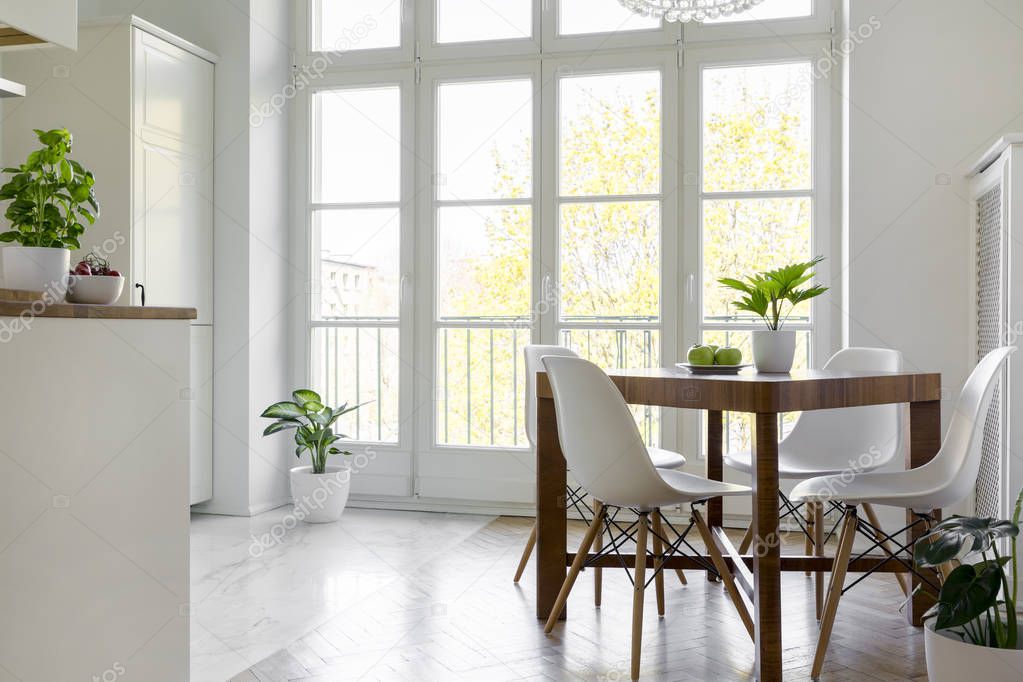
66,254,124,305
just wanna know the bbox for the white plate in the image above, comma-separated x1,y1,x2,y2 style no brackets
675,362,751,375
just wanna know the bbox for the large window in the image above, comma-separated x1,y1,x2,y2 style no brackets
299,0,835,500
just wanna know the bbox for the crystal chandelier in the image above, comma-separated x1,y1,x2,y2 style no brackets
618,0,766,23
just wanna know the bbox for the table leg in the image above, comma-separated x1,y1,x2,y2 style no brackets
706,410,724,582
752,412,782,682
906,399,941,626
536,394,568,621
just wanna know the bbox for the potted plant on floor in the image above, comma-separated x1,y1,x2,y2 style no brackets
0,128,99,297
914,489,1023,681
718,256,828,372
261,390,363,523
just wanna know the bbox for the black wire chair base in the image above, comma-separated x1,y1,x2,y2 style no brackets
582,504,718,589
840,507,941,595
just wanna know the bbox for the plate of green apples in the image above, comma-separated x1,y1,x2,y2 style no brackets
676,344,750,374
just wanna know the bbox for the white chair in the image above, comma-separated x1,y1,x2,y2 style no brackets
513,344,687,594
724,347,904,614
540,356,753,681
790,346,1015,679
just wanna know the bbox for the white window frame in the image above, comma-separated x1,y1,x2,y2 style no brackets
297,0,415,68
292,67,418,498
541,49,681,453
680,36,836,458
293,0,839,508
682,0,833,42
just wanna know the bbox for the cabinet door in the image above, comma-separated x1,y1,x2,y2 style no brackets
190,325,214,504
132,27,214,323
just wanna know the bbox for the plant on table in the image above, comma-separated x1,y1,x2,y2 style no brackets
914,488,1022,648
717,255,829,330
260,389,363,474
0,128,99,249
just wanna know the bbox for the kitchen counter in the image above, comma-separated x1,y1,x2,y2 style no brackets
0,297,196,320
0,304,192,681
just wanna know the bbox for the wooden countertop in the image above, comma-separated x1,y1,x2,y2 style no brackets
0,298,196,320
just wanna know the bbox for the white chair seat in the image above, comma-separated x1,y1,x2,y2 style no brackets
657,468,750,504
724,449,853,478
790,464,955,513
648,446,686,470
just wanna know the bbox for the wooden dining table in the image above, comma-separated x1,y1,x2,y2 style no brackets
533,366,942,682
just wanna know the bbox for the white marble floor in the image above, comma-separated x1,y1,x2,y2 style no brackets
189,507,496,682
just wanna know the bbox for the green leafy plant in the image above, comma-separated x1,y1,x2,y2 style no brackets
260,389,363,474
914,488,1023,648
0,128,99,249
717,256,829,330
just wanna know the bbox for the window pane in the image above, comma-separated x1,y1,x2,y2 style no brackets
560,71,660,196
561,328,660,445
312,326,400,443
702,62,811,192
702,197,812,323
702,0,812,23
559,0,660,35
436,0,532,44
437,205,531,320
315,87,400,203
437,79,532,201
436,328,528,447
701,329,810,453
315,0,401,52
315,208,400,320
560,201,659,321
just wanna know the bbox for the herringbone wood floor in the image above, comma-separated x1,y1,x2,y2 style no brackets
234,515,927,681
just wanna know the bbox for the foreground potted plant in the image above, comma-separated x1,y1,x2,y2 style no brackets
914,489,1023,681
261,390,363,523
0,128,99,297
718,256,828,372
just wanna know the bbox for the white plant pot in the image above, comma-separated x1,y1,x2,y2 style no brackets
924,620,1023,681
2,246,70,299
751,329,796,373
289,464,351,523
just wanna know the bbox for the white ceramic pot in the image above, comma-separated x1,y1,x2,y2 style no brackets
289,464,351,523
751,329,797,373
2,246,70,299
924,620,1023,681
66,274,125,304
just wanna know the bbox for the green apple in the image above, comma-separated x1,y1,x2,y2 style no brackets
715,346,742,366
687,344,715,366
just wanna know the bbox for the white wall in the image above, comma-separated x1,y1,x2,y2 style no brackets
844,0,1023,513
74,0,294,515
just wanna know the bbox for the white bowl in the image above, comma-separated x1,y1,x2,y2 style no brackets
66,274,125,305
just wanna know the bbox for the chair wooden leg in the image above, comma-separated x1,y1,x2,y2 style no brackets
631,512,649,681
693,508,754,640
811,506,858,679
862,502,910,596
812,502,824,621
513,522,536,583
544,502,606,634
804,503,814,577
651,510,666,617
738,523,754,554
594,520,603,606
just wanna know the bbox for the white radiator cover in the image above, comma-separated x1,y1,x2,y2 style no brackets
969,134,1023,520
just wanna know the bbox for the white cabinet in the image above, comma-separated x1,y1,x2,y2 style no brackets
2,16,217,504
